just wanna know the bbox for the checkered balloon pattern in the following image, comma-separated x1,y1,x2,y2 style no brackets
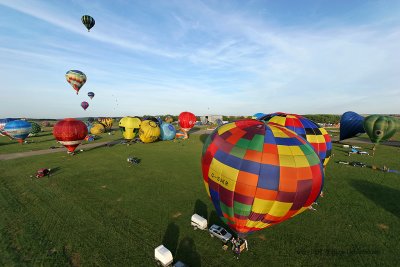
261,112,332,168
201,119,324,236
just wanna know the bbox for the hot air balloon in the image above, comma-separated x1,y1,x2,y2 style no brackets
143,116,160,126
53,118,88,153
88,92,95,99
90,123,105,135
160,122,176,141
339,111,366,140
260,112,332,169
164,115,173,123
119,116,141,140
84,121,92,133
81,101,89,111
98,117,113,131
81,15,95,32
202,119,324,237
3,120,32,143
179,112,196,132
65,70,86,94
29,121,41,136
0,118,16,136
363,115,397,144
139,120,160,143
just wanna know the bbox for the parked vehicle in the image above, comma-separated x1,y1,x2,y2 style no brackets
350,161,367,167
338,161,350,165
191,214,207,230
155,245,173,267
208,224,232,243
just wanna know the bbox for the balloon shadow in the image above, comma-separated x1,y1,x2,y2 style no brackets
193,199,208,219
350,180,400,218
175,237,201,267
199,134,209,144
162,222,180,257
208,210,224,226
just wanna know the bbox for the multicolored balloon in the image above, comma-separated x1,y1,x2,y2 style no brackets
160,122,176,141
88,92,95,99
260,112,332,169
340,111,365,140
53,118,88,153
139,120,160,143
3,120,32,143
98,117,113,131
202,119,324,237
65,70,86,95
363,115,397,144
119,116,141,140
81,15,95,32
81,101,89,111
179,112,196,132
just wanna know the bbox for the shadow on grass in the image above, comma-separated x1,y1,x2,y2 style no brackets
350,180,400,218
162,222,180,257
199,134,209,144
209,210,224,226
193,199,208,219
176,237,201,267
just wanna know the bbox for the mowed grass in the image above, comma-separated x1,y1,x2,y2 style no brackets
0,134,399,266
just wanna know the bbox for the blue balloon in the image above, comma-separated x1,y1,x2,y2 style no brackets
340,111,365,140
160,122,176,140
3,120,32,142
252,113,266,120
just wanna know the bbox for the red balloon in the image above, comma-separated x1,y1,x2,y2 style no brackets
53,118,88,153
178,112,196,132
81,101,89,110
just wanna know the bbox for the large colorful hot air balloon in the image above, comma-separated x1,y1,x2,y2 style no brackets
98,117,113,131
160,122,176,141
53,118,88,153
119,116,141,140
179,112,196,132
3,120,32,143
81,15,95,32
202,119,324,237
260,113,332,168
65,70,86,95
88,92,95,99
363,115,397,144
29,121,41,136
339,111,365,140
139,120,160,143
81,101,89,111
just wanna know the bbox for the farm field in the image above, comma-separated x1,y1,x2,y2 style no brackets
1,132,399,266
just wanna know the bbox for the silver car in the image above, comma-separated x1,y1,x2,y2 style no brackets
208,224,232,243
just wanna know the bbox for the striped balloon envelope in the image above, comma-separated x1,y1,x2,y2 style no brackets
65,70,86,94
260,112,332,169
53,118,88,153
3,120,32,143
201,119,324,237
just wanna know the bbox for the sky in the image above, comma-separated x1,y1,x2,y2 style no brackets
0,0,399,119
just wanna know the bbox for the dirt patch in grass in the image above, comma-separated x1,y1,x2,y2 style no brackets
172,212,182,218
377,223,389,230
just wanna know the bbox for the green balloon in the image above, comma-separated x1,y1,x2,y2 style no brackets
29,121,41,135
363,115,397,143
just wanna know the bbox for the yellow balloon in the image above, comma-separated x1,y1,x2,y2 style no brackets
90,123,105,135
98,117,113,131
139,120,160,143
119,116,141,140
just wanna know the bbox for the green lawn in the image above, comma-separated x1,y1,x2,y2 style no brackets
0,134,399,266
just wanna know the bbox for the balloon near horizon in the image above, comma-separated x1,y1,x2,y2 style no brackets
53,118,88,153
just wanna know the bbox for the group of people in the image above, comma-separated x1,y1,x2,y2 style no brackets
231,237,248,259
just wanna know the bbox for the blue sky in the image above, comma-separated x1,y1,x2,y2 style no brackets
0,0,399,118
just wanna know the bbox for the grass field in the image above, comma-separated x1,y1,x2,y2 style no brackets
0,132,399,266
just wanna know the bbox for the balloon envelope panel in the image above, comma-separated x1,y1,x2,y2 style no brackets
339,111,365,140
201,119,324,236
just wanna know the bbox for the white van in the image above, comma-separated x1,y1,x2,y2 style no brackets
155,245,173,267
191,214,207,230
